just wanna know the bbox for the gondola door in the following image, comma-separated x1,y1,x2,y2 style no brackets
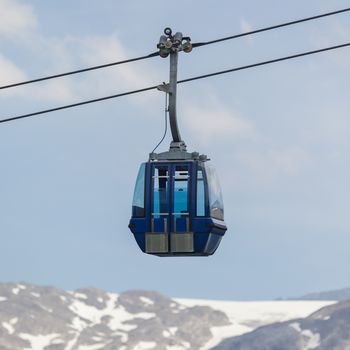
147,164,170,254
147,163,193,254
170,163,194,253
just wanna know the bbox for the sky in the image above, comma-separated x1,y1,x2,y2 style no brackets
0,0,350,300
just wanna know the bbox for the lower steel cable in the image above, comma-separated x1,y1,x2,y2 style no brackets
1,41,350,124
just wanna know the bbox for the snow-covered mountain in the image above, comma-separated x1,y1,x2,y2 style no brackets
176,298,335,349
0,282,336,350
292,287,350,301
213,300,350,350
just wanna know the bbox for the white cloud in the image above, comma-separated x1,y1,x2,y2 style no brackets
0,2,165,114
183,96,255,146
0,53,76,103
0,31,162,107
72,34,161,97
236,147,312,184
0,0,37,38
0,54,27,85
30,80,77,104
239,18,254,44
240,18,253,33
309,22,350,72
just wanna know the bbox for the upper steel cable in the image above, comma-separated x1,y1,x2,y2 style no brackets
0,41,350,124
179,42,350,84
0,51,159,90
0,85,158,124
1,7,349,91
192,7,350,48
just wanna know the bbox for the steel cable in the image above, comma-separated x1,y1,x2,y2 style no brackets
1,41,349,124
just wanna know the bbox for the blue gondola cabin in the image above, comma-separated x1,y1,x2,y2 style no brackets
129,152,227,256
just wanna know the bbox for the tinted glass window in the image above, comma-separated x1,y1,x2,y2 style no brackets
204,163,224,220
132,163,146,217
173,165,189,215
153,166,169,219
196,167,205,216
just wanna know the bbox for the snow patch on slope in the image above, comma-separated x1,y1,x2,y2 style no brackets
78,344,106,350
290,322,302,332
19,333,61,350
289,322,320,350
302,329,320,350
2,322,15,334
74,292,88,300
132,342,157,350
67,291,156,348
139,296,154,306
2,317,18,334
176,299,335,350
69,292,154,330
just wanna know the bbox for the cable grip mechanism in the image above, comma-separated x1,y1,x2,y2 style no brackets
157,27,192,58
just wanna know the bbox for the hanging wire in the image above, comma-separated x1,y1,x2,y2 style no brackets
1,41,350,124
0,85,158,124
1,7,349,91
192,7,350,48
178,42,350,85
0,51,159,90
151,91,168,154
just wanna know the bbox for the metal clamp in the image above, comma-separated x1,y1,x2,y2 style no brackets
156,28,192,152
157,27,192,58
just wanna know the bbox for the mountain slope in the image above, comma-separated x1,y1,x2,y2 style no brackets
293,287,350,301
0,283,229,350
176,298,335,349
213,300,350,350
0,282,336,350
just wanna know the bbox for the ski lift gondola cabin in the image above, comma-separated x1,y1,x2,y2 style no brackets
128,28,227,256
129,151,227,256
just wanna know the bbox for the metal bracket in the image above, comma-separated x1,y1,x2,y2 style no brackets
149,150,208,162
156,28,193,152
157,83,170,93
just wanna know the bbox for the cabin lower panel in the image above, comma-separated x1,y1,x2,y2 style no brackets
129,216,226,257
132,232,223,256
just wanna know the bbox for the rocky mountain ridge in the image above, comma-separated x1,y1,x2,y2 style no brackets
293,287,350,301
213,300,350,350
0,282,345,350
0,282,229,350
